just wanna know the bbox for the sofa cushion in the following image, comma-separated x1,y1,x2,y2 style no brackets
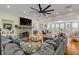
45,40,57,50
38,46,54,55
4,43,24,55
33,43,54,55
54,38,62,47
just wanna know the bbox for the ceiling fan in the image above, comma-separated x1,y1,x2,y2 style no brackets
30,4,54,16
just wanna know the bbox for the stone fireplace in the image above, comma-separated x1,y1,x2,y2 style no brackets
15,25,32,41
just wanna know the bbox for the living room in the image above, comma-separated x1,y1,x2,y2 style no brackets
0,4,79,55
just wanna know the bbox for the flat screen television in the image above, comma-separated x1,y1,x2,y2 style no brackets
20,17,32,26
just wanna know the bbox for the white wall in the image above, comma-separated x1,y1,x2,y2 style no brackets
0,11,43,37
0,11,20,36
0,11,37,36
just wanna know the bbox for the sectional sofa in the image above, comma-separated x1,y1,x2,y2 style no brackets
1,35,68,55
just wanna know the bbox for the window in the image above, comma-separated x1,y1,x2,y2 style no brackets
60,23,65,31
52,24,55,32
52,24,55,29
66,23,71,31
56,24,59,28
72,22,78,31
47,23,50,29
60,23,64,29
55,24,60,31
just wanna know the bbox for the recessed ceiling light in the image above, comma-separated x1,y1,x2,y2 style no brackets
56,12,59,15
7,5,10,8
24,11,26,14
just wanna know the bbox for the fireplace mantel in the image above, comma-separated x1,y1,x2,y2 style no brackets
15,25,32,29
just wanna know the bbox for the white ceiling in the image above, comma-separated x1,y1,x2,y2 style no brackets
0,4,79,22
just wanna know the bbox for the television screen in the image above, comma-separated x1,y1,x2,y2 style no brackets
20,17,32,26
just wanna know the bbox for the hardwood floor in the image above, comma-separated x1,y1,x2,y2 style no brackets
65,38,79,55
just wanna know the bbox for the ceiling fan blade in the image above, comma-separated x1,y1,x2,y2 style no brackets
45,13,51,14
65,5,72,8
43,5,51,11
38,4,42,11
30,7,39,12
42,13,46,16
44,9,54,12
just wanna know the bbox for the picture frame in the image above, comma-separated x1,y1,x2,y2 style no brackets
3,23,12,30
